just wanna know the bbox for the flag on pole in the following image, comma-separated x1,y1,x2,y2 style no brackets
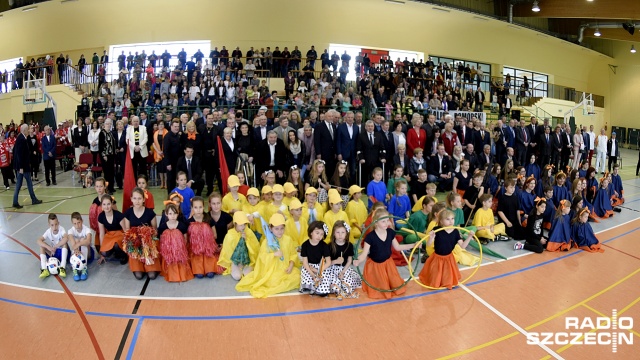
217,136,229,194
122,142,136,210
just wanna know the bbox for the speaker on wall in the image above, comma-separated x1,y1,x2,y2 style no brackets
511,110,520,121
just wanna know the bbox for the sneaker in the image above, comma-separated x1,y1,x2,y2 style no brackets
206,272,215,278
32,199,42,205
80,269,88,281
73,269,80,281
39,268,50,279
58,267,66,278
613,207,622,213
119,256,129,265
513,242,525,250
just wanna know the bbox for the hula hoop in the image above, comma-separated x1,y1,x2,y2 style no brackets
353,215,422,293
406,226,483,290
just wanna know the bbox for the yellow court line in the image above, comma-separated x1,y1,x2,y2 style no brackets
438,267,640,359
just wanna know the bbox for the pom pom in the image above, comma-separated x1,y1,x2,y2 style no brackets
159,229,189,265
123,225,159,265
89,203,102,231
188,222,219,257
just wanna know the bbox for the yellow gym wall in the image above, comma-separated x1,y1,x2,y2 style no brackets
0,0,613,126
607,41,640,133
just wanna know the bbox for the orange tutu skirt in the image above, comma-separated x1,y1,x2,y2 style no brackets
101,230,124,253
162,262,194,282
612,196,624,207
456,189,466,198
190,254,222,275
419,253,461,290
546,241,574,252
579,244,605,253
362,257,407,299
129,256,163,273
89,203,102,247
391,235,408,266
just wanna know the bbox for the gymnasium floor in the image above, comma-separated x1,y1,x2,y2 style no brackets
1,148,639,359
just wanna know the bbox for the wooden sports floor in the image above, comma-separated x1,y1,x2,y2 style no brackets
1,150,640,359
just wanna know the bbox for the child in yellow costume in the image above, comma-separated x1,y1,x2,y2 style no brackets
236,214,301,298
221,175,247,215
243,187,264,240
219,211,260,281
285,198,309,248
472,194,508,242
301,187,325,223
423,203,479,266
261,184,290,222
283,182,298,207
322,193,349,244
345,185,367,244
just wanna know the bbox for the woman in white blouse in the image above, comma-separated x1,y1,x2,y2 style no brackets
86,120,101,166
391,122,406,155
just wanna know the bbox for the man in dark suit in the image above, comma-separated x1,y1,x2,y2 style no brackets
177,144,204,196
314,109,338,179
255,131,288,186
252,114,273,143
526,116,539,160
41,125,57,187
493,118,508,166
501,147,519,168
473,123,491,156
477,144,494,171
336,111,359,180
607,132,620,172
515,119,529,167
356,120,386,185
380,120,395,180
550,125,563,171
428,143,453,192
561,126,573,170
198,112,222,195
12,124,42,208
455,118,473,147
539,126,552,169
474,88,485,112
163,120,183,194
464,144,479,174
506,119,517,150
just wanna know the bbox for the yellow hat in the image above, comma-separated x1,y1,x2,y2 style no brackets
269,213,286,227
228,175,240,188
272,184,284,194
329,193,343,205
233,211,250,225
328,188,339,199
305,187,318,195
349,185,364,196
247,187,260,198
288,198,302,210
262,185,272,194
283,182,296,194
412,195,426,212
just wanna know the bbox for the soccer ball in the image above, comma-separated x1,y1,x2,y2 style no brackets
69,253,86,271
46,257,60,275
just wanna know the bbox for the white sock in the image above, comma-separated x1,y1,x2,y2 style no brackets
40,254,47,270
60,248,68,267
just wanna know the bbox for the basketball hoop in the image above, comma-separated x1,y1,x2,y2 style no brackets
24,98,35,112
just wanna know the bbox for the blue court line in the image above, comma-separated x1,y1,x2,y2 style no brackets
126,319,144,360
0,249,31,255
0,225,639,322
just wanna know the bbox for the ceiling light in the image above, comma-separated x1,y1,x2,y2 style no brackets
22,6,37,11
384,0,405,4
631,45,636,53
532,1,540,12
594,27,601,36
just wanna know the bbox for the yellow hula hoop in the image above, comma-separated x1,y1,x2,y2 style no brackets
406,226,483,290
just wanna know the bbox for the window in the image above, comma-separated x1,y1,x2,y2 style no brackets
328,44,424,82
430,56,492,93
503,66,548,98
107,40,210,81
0,57,22,93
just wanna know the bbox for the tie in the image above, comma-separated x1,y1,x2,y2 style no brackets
546,134,549,143
369,133,374,145
328,123,333,139
481,130,484,139
523,128,527,143
187,159,192,180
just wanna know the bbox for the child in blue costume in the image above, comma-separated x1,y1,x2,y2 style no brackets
571,207,605,253
519,176,537,223
552,171,571,208
542,186,556,230
366,167,387,209
547,199,573,252
525,154,540,181
593,175,614,218
610,164,624,206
